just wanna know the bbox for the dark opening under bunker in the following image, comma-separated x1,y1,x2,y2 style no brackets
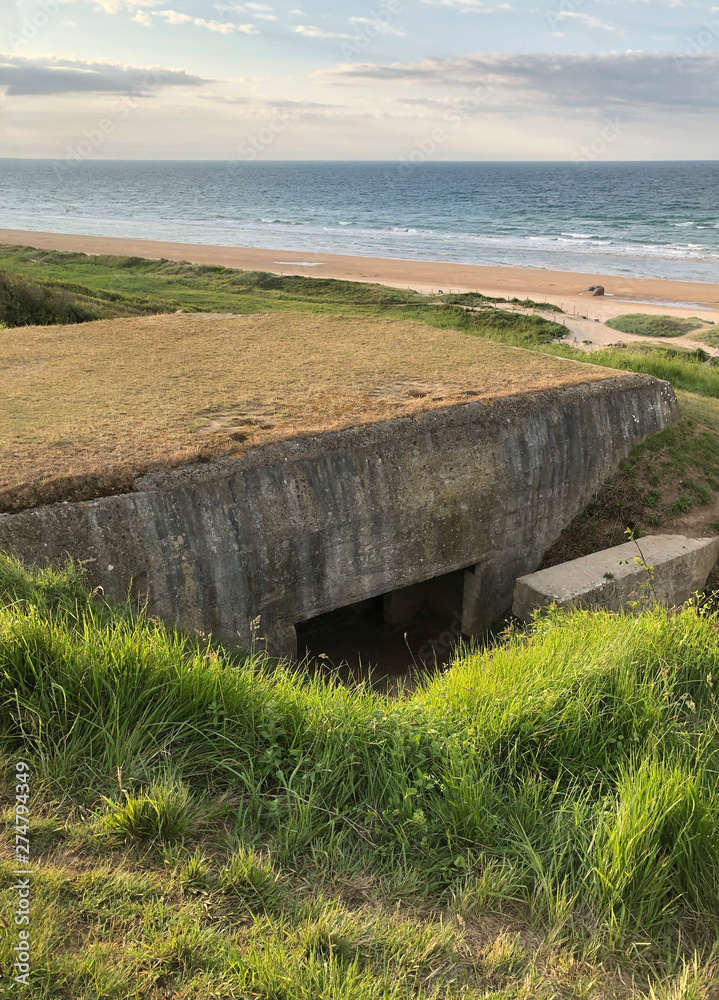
295,567,468,682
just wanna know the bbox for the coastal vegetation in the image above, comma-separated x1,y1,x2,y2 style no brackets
0,269,109,327
0,245,561,349
604,313,713,338
544,342,719,398
3,554,719,998
692,326,719,348
539,342,719,559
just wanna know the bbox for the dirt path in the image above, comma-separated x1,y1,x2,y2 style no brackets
552,313,719,356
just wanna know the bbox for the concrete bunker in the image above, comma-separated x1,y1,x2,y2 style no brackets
0,377,680,664
0,313,681,666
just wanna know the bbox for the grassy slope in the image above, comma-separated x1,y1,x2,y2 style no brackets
605,313,713,338
540,344,719,561
0,244,561,345
2,557,719,998
693,327,719,348
0,270,110,327
545,343,719,397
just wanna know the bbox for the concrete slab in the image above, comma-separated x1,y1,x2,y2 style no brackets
513,534,719,621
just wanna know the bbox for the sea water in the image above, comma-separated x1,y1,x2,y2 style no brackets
0,159,717,282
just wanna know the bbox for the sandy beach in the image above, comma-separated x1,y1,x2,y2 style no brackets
2,227,718,326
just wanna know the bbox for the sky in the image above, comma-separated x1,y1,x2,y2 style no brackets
0,0,718,159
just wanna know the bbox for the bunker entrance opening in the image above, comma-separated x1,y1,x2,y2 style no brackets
295,567,468,684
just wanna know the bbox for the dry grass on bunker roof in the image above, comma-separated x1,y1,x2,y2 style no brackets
2,311,623,512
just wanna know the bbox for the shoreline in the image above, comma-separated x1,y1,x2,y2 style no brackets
2,227,718,324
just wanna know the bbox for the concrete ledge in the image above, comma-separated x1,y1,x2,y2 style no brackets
513,534,719,621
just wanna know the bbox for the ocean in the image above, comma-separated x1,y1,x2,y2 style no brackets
0,159,717,282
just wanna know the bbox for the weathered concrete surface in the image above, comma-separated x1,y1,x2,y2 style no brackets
513,534,719,621
0,374,679,657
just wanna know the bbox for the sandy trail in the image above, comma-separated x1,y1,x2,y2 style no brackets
543,311,719,356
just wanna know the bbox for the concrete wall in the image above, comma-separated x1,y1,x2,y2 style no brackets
0,374,679,656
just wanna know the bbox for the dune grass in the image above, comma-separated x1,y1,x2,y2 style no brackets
604,314,713,338
0,246,567,358
693,326,719,348
0,244,561,332
0,270,114,327
543,342,719,397
2,555,719,997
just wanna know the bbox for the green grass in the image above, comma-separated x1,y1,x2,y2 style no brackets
543,389,719,562
693,327,719,348
605,313,713,338
543,342,719,397
2,556,719,997
0,269,112,327
535,340,719,562
0,244,566,350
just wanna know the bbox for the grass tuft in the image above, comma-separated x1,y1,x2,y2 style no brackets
100,775,206,844
218,846,287,912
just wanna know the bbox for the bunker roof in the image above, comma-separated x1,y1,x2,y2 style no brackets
2,312,633,512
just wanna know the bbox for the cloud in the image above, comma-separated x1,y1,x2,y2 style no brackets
419,0,512,11
69,0,261,28
214,1,276,18
90,0,153,9
553,11,616,31
0,53,208,95
331,51,719,113
293,24,353,38
72,0,163,10
348,16,405,36
145,9,257,31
